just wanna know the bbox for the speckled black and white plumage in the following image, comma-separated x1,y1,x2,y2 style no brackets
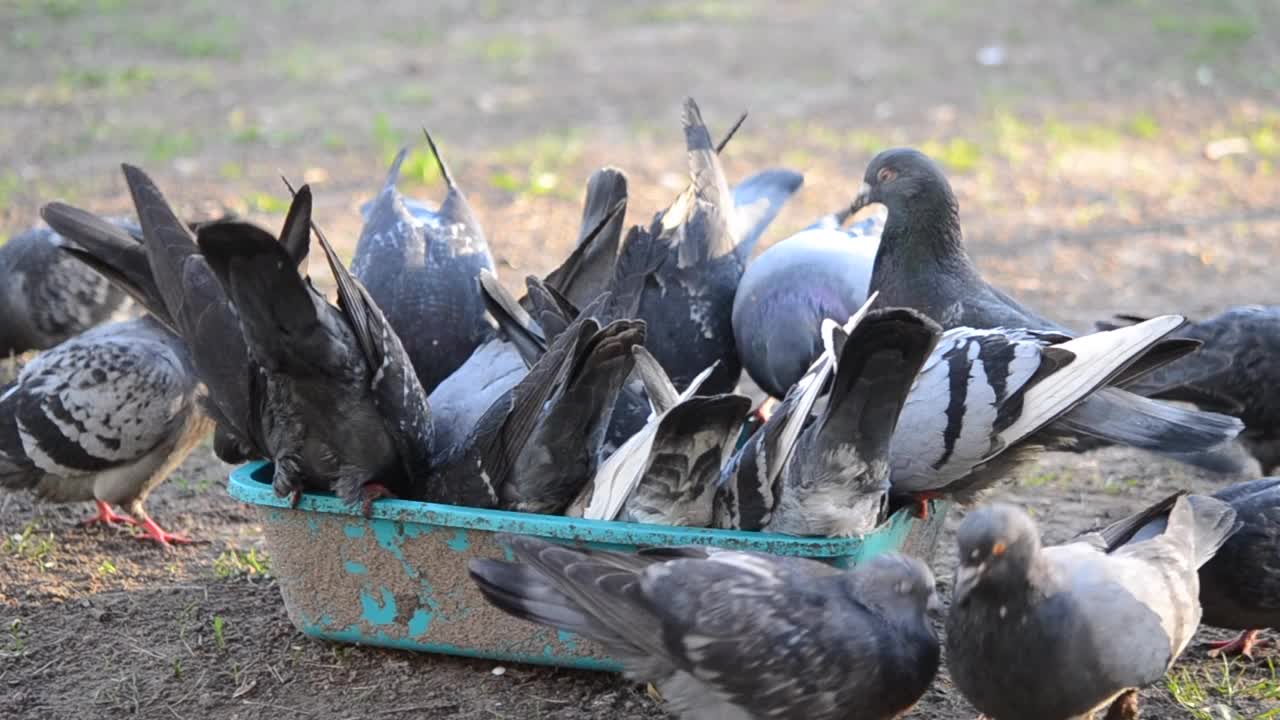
851,147,1245,474
470,536,941,720
353,136,496,395
717,307,938,537
946,497,1237,720
1098,306,1280,474
0,223,134,355
0,316,210,534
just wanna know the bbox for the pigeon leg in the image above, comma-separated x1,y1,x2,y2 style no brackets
911,492,943,520
358,482,394,517
272,456,306,507
80,500,137,527
132,512,194,547
1206,629,1263,659
1102,689,1139,720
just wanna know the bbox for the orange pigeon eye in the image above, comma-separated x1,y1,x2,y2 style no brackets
877,167,897,183
991,542,1007,557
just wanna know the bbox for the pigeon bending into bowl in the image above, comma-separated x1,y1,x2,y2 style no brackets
947,496,1237,720
0,221,134,356
1122,477,1280,658
0,315,209,546
1096,305,1280,475
716,302,938,537
841,147,1244,474
353,134,496,395
470,535,941,720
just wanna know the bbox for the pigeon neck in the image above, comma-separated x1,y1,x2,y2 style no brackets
873,200,976,288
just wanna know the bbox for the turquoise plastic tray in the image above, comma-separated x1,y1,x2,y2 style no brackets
228,461,948,671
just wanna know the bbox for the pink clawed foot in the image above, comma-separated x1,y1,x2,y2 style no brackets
80,500,138,528
134,513,195,547
1207,629,1263,659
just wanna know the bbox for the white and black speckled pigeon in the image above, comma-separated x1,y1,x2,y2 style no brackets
628,97,803,398
352,134,496,395
0,221,134,356
196,180,433,513
0,312,210,546
947,496,1237,720
470,535,941,720
1097,306,1280,475
843,147,1244,474
40,169,285,468
1120,478,1280,658
733,204,885,398
716,302,939,537
571,347,750,525
431,292,645,513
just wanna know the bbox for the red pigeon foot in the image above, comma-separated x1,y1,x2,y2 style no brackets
911,492,942,520
134,513,194,547
359,483,395,517
80,500,137,528
1207,629,1263,659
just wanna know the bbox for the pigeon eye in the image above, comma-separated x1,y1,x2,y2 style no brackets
877,167,897,183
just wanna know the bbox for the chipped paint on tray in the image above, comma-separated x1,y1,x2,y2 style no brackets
360,587,397,626
446,529,470,552
344,560,368,575
343,524,366,539
408,608,434,637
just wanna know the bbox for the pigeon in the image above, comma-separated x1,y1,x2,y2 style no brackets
1121,478,1280,658
716,302,939,537
41,169,279,467
469,535,941,720
847,147,1245,473
733,204,885,398
570,347,750,526
430,288,645,513
352,134,496,395
197,180,433,512
538,166,630,312
0,221,134,356
1096,306,1280,474
628,97,803,398
946,496,1237,720
0,315,209,546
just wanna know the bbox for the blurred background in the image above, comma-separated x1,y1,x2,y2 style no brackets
2,1,1278,718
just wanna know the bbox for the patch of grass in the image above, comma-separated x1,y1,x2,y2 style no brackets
469,34,534,65
322,131,346,151
21,0,126,18
1020,471,1061,488
1126,112,1161,140
1043,118,1123,149
4,619,26,656
3,521,56,569
626,1,754,23
10,28,46,50
919,137,982,172
97,558,118,576
382,26,440,46
0,173,20,211
1168,657,1280,720
56,65,155,97
1153,11,1257,57
393,86,433,106
218,161,244,181
131,129,198,163
213,547,271,578
136,17,241,59
1250,124,1280,158
370,115,442,187
212,615,226,650
490,131,584,199
246,192,289,214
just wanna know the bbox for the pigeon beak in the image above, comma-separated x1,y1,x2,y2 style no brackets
954,563,982,601
848,181,873,215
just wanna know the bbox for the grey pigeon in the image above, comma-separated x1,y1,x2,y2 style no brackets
0,222,133,356
538,166,630,312
573,346,750,526
947,496,1237,720
352,135,496,394
716,303,938,537
733,205,884,397
431,295,645,514
469,535,941,720
40,169,282,467
1122,478,1280,658
197,182,433,512
629,97,803,397
0,315,209,546
848,147,1245,473
1097,306,1280,474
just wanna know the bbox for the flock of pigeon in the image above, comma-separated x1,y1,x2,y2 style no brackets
1,96,1278,718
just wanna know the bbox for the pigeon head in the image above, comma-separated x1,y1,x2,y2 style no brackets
850,552,943,620
953,503,1041,603
850,148,955,218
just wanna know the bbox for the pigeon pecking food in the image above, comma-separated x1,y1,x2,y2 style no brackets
947,496,1238,720
470,535,941,720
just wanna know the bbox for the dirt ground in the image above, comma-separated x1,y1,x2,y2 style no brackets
3,1,1280,718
